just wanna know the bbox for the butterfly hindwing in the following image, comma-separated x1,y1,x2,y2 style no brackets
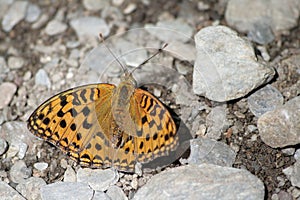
127,88,178,163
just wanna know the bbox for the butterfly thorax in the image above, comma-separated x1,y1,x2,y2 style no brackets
110,73,137,147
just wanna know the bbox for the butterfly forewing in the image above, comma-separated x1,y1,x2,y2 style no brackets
28,84,115,165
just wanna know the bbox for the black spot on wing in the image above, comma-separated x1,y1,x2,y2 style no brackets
72,92,81,106
80,89,87,103
146,98,153,112
60,119,67,128
38,113,44,120
83,119,92,129
57,110,64,117
60,95,68,107
42,117,50,125
70,123,76,131
82,106,90,117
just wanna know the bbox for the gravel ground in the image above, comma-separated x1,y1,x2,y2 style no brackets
0,0,300,200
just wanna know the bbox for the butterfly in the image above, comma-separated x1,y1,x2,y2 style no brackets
27,43,178,172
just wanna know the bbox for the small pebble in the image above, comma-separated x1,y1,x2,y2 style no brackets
8,56,25,69
112,0,124,6
248,84,284,117
34,162,49,171
35,69,51,88
106,186,128,200
9,160,32,184
17,142,28,159
83,0,109,11
124,3,137,14
2,1,28,32
25,3,41,23
45,20,67,36
0,82,17,109
0,138,8,156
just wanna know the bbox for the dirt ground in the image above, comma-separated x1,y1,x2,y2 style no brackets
1,0,300,199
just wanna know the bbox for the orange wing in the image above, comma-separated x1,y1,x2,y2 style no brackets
123,88,178,163
27,84,119,169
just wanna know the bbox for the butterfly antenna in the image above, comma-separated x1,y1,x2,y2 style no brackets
98,33,128,74
130,43,168,74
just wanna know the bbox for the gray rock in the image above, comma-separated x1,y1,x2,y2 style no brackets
33,162,48,171
123,3,137,14
35,69,51,88
8,56,25,69
9,160,32,184
206,104,229,139
25,3,41,23
225,0,300,33
247,21,275,45
41,182,94,200
133,164,264,200
93,191,111,200
2,1,28,32
16,177,46,200
193,26,275,102
0,181,26,200
295,149,300,161
247,84,284,117
164,41,196,62
258,96,300,148
17,142,28,159
0,121,38,158
0,0,13,19
188,138,236,167
32,13,49,29
281,148,295,156
283,160,300,188
80,44,116,78
277,191,294,200
0,56,8,71
77,168,119,191
106,185,128,200
0,82,17,109
45,20,67,36
0,56,8,82
111,37,148,67
0,138,8,155
145,19,193,43
112,0,124,6
70,17,110,41
63,166,77,182
83,0,110,11
256,46,270,61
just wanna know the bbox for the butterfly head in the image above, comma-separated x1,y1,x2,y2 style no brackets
120,70,137,88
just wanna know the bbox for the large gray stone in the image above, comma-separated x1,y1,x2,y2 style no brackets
193,26,275,102
225,0,300,33
41,182,94,200
0,181,25,200
133,164,264,200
